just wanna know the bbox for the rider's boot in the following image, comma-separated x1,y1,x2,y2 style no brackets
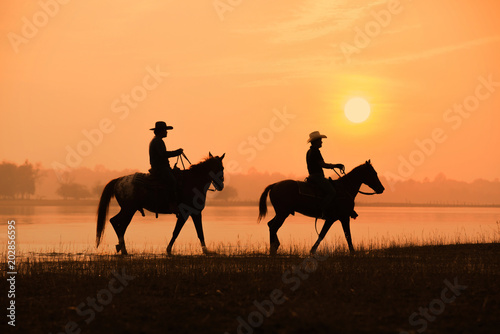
320,200,335,220
167,190,180,213
320,193,335,220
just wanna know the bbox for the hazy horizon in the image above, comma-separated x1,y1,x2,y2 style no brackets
2,162,499,205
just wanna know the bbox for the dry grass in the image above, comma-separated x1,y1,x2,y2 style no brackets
2,242,499,333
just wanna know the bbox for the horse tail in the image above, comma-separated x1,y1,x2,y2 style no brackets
96,178,119,248
258,183,275,223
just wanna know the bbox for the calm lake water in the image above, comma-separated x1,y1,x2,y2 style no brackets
1,204,499,256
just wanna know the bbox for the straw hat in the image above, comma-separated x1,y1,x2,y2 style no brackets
307,131,327,143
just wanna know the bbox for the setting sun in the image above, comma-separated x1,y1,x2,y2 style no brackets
344,97,371,123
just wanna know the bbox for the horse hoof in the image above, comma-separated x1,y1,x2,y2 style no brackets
115,244,121,253
310,248,317,255
269,247,278,256
202,248,216,256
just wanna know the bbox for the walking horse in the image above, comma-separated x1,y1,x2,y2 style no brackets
258,161,384,255
96,153,225,255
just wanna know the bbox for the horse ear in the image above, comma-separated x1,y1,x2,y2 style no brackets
366,159,371,164
209,152,213,158
221,153,225,160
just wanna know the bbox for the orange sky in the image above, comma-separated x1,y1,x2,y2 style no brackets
1,0,499,182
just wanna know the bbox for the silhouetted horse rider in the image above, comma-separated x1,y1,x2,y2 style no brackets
306,131,345,219
149,121,183,204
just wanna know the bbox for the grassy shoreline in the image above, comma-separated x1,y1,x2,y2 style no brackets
3,243,499,333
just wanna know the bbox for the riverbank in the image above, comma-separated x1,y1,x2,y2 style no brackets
4,243,499,333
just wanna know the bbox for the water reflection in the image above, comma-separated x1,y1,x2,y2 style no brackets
1,204,499,256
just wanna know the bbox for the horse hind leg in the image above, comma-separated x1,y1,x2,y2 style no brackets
268,213,288,256
267,216,279,255
110,209,136,255
110,212,127,255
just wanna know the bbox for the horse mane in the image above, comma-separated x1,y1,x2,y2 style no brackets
337,161,371,181
188,156,216,172
346,163,367,175
346,160,373,175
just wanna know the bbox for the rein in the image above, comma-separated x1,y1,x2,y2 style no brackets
333,168,377,196
358,190,377,195
181,152,191,165
175,153,188,170
177,154,221,192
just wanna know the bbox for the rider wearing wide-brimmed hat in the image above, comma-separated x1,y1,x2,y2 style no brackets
306,131,345,219
149,121,183,201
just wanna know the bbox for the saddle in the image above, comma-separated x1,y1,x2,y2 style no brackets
133,170,183,217
297,177,344,199
132,172,166,190
297,180,324,199
298,179,358,219
132,167,183,190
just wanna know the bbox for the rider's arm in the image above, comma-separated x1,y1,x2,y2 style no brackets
319,161,333,169
310,149,343,172
321,161,344,171
152,139,182,159
166,148,183,158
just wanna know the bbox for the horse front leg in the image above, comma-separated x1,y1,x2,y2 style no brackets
167,215,188,255
340,217,355,254
192,213,212,255
310,219,335,255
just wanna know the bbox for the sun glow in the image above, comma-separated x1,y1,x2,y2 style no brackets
344,97,371,123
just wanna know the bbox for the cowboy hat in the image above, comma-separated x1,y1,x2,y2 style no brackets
307,131,327,143
150,121,173,131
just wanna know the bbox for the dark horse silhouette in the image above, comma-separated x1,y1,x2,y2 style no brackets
96,153,225,255
258,160,384,255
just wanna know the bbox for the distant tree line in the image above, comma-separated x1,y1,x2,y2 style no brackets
56,183,90,200
55,182,104,200
0,161,39,199
0,161,103,200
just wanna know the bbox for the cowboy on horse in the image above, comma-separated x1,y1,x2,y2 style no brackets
95,120,226,255
149,121,183,210
306,131,345,219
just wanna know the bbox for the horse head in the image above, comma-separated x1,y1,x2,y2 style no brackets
358,160,385,194
207,152,225,191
